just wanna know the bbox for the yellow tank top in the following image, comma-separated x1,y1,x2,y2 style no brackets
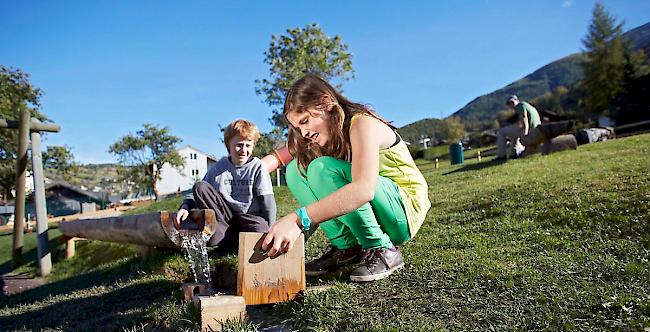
352,114,431,237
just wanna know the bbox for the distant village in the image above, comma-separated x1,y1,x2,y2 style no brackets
0,145,218,225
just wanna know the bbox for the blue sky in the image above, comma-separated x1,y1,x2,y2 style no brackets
1,1,649,163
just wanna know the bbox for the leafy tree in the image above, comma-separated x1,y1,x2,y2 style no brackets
255,24,355,128
580,2,627,117
254,127,285,158
42,145,78,182
0,65,46,199
440,116,467,143
532,86,568,115
109,124,183,200
397,118,445,145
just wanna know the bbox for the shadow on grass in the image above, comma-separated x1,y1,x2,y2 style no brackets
0,257,143,307
0,232,64,275
442,158,507,176
0,276,177,330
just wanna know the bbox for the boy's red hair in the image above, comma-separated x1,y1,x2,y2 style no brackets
223,119,260,149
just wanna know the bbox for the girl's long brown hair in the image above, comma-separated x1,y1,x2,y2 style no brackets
284,74,394,172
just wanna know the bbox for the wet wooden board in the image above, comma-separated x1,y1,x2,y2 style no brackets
236,232,305,305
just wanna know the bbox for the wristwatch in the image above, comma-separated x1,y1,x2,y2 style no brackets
295,207,311,232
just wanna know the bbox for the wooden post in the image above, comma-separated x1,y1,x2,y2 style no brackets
237,232,305,305
1,115,60,270
434,158,439,169
477,150,482,162
12,109,30,269
30,129,52,276
66,237,76,259
276,168,281,187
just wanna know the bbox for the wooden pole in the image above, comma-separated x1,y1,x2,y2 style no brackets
276,168,281,187
477,150,482,162
30,129,52,276
12,109,30,269
434,158,439,169
0,118,60,132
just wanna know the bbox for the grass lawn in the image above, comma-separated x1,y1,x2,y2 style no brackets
1,134,649,331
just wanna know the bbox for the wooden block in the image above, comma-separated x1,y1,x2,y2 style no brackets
196,294,246,331
237,232,305,305
182,282,206,302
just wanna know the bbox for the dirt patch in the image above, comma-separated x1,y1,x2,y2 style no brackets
1,272,45,296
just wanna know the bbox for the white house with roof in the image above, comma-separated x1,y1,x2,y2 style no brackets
156,145,218,197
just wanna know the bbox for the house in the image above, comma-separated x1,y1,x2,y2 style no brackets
156,145,218,197
0,205,14,225
26,181,108,217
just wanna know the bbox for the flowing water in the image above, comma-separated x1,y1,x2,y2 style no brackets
179,231,213,291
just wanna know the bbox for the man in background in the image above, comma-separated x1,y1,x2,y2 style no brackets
496,95,542,160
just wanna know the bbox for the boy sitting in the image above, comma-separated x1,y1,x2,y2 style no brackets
175,119,276,254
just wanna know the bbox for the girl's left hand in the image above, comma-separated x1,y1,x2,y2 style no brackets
262,213,302,257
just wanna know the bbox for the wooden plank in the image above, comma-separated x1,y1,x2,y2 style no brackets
236,232,305,305
194,294,246,331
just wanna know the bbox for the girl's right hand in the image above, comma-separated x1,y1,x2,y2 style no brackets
174,208,189,229
262,212,302,257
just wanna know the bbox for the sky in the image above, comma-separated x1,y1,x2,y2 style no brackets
1,1,649,164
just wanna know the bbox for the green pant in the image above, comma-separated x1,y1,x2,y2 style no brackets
285,156,410,250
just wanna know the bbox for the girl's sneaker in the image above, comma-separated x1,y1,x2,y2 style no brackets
349,247,404,282
306,245,362,276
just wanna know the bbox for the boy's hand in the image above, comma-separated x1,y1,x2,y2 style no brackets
262,213,302,257
174,208,189,229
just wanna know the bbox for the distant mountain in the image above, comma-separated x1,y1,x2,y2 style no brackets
451,22,650,127
627,22,650,54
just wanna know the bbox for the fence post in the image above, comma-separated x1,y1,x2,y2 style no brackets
12,109,30,269
30,128,52,276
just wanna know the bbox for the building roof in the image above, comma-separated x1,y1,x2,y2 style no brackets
177,145,218,162
41,181,106,202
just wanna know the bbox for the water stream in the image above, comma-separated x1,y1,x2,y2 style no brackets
179,231,213,291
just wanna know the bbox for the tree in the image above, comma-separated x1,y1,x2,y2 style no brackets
253,127,285,158
0,66,46,199
614,47,650,124
42,145,78,182
109,124,183,200
255,24,355,128
440,116,467,143
580,2,627,117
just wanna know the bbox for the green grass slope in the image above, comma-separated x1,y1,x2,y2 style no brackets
1,134,648,331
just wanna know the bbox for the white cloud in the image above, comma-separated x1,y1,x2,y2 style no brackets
562,0,573,7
